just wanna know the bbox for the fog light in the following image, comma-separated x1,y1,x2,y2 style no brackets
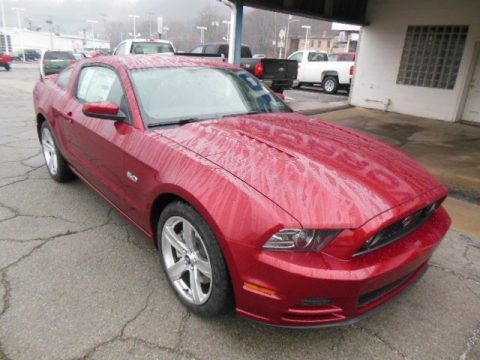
298,298,332,306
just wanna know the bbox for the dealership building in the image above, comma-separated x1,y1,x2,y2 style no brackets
0,27,109,54
226,0,479,125
350,0,480,124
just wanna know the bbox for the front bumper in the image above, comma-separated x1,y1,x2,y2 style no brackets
231,207,451,327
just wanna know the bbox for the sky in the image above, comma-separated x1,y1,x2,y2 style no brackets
2,0,218,33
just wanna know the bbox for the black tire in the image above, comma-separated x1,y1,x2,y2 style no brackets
322,76,339,94
4,63,10,71
157,201,233,317
40,121,75,182
271,86,284,94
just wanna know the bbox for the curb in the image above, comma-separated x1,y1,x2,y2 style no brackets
296,104,352,116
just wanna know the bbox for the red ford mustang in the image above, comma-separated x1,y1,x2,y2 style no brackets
33,55,451,327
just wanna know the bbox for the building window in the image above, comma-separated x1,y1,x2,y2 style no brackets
0,34,12,53
397,25,468,89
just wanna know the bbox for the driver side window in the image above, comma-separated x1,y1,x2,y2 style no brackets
76,66,130,121
114,42,127,55
288,52,303,63
77,66,123,104
191,46,203,54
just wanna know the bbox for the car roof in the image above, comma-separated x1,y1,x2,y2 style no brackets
194,42,250,47
129,39,172,44
80,54,240,71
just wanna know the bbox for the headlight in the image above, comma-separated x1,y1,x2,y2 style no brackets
263,229,341,252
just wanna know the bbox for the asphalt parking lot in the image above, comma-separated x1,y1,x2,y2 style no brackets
0,64,479,360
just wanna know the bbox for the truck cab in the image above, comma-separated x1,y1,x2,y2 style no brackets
288,50,354,94
113,39,176,56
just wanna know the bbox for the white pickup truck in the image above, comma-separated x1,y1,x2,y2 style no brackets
288,50,355,94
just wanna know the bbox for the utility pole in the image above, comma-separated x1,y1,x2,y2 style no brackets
87,20,98,50
285,15,299,58
99,13,108,41
146,12,154,38
12,7,25,61
128,14,139,39
302,25,311,50
196,26,207,44
0,0,8,53
222,20,230,41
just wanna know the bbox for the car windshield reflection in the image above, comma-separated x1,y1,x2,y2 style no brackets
130,67,290,127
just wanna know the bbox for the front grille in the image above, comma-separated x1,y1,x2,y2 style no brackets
355,201,440,256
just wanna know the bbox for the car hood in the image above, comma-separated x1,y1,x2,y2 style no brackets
159,113,443,228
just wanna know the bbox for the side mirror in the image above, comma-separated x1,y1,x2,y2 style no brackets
82,102,126,121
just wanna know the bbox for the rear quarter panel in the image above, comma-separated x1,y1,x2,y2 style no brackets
324,61,354,84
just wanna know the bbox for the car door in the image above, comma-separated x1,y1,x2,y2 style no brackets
62,65,134,210
50,68,75,153
302,52,328,83
288,51,306,81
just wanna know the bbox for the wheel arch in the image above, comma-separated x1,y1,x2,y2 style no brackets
149,186,225,251
150,188,239,303
36,113,47,141
321,70,339,82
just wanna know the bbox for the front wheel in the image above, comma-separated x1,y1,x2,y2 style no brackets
158,201,233,317
322,76,339,94
40,121,74,182
3,63,10,71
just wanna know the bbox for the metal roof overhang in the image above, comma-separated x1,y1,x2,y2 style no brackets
224,0,367,64
229,0,369,25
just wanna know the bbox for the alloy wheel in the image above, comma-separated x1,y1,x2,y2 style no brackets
41,127,58,176
324,79,335,93
161,216,213,305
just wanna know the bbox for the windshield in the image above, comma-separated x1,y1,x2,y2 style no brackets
130,67,290,126
131,42,174,54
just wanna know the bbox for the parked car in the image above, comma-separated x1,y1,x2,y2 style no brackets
0,52,12,71
13,49,41,61
40,50,76,77
113,39,175,55
33,55,450,327
288,50,355,94
187,43,298,93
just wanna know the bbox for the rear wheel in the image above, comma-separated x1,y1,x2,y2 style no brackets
4,63,10,71
158,201,233,316
271,86,284,94
323,76,339,94
40,121,74,182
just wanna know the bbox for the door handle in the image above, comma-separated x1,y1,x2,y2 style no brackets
64,111,73,123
